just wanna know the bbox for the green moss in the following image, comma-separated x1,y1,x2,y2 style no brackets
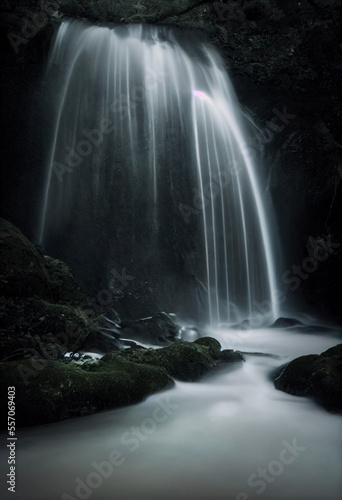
0,358,174,426
100,340,217,381
0,217,84,304
0,297,100,361
0,334,244,426
274,344,342,412
194,336,222,359
0,219,104,361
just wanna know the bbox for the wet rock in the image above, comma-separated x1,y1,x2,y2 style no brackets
100,337,244,381
271,317,341,336
78,329,121,354
0,218,83,304
271,317,304,328
273,344,342,412
219,350,245,363
119,312,180,345
0,218,104,361
0,297,96,362
0,217,51,300
194,336,222,359
0,329,243,426
100,340,216,382
237,351,280,360
0,358,174,427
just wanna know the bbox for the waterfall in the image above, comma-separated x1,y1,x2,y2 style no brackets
39,19,280,326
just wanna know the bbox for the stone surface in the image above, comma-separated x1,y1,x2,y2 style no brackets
0,217,83,303
273,343,342,412
194,336,222,359
0,357,174,426
100,339,221,382
0,336,244,427
119,312,180,346
0,218,103,361
219,349,245,363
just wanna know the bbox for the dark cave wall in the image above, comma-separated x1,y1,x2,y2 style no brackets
1,0,341,322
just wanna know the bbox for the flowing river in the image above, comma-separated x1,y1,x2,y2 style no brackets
1,326,341,500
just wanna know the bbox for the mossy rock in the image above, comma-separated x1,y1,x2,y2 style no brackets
0,297,100,362
219,349,244,363
0,218,51,299
194,336,222,359
0,336,244,427
0,218,107,360
0,217,83,304
100,339,218,382
0,358,174,427
42,254,85,304
273,344,342,412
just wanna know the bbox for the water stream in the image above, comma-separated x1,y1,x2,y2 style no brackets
1,327,341,500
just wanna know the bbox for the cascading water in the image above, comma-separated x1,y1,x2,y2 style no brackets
39,19,280,326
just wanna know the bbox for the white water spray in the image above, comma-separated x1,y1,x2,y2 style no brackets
39,20,280,325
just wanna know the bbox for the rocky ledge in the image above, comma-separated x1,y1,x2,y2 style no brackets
273,344,342,412
0,218,243,427
0,217,101,361
0,337,243,427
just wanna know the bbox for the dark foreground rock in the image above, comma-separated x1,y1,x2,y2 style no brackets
0,358,174,427
0,214,247,429
0,337,243,427
99,337,241,382
119,312,180,346
0,221,243,428
273,344,342,412
0,218,104,361
0,217,83,303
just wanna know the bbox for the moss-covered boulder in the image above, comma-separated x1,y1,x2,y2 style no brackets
219,349,245,363
0,336,244,427
0,358,174,426
194,336,222,359
99,340,215,381
0,217,83,304
99,337,244,381
0,297,100,361
0,218,105,361
0,217,51,299
273,344,342,412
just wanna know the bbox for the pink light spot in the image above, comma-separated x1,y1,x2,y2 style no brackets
193,90,207,99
